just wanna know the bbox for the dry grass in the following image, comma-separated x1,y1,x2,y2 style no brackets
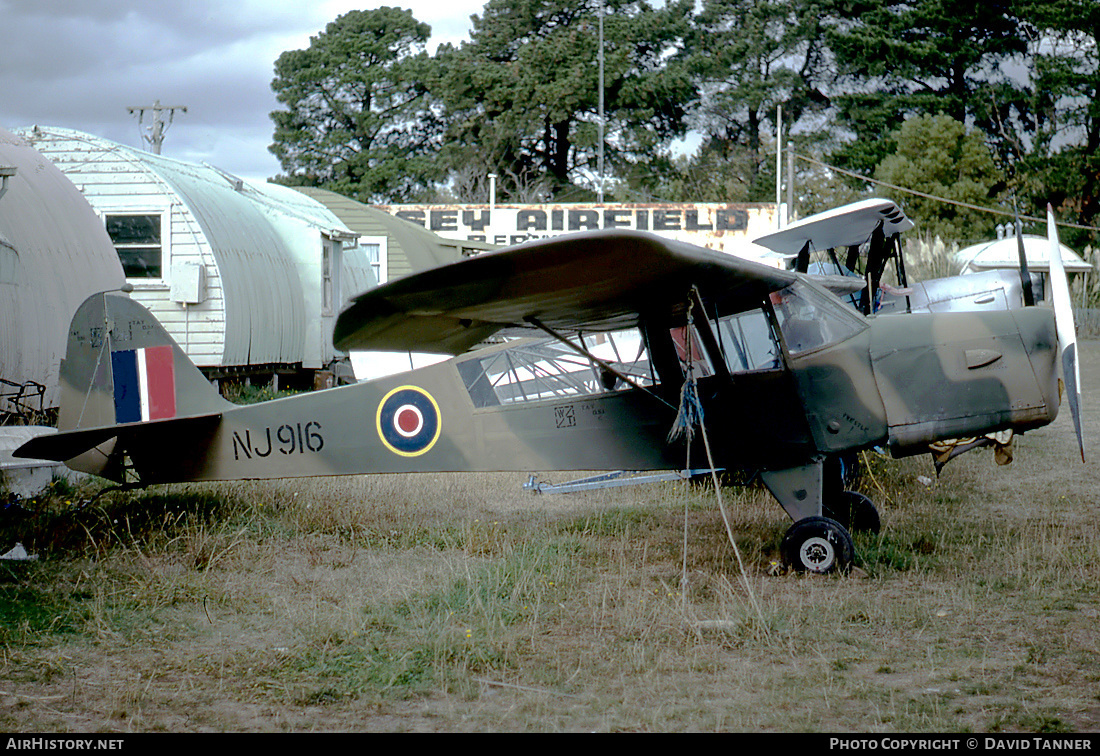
2,344,1100,732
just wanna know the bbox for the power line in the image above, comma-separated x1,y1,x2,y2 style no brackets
794,152,1100,233
127,100,188,155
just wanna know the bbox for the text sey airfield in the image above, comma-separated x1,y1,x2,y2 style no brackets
381,202,769,247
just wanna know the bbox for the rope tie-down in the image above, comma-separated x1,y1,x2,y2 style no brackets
668,293,768,635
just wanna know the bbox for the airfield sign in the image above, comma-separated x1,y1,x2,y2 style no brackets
378,202,777,254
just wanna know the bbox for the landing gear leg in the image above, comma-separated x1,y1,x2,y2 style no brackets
761,458,858,574
824,490,881,534
822,455,880,533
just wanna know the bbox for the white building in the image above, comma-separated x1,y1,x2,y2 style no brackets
17,126,376,385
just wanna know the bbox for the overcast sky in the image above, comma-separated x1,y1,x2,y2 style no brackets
0,1,484,180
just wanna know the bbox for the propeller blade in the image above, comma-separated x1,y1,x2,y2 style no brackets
1047,204,1085,462
1015,206,1035,306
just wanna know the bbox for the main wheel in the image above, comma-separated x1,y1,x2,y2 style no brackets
823,490,881,534
781,516,855,574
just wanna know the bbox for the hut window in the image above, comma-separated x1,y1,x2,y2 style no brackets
106,214,162,279
363,241,385,284
322,245,333,312
322,238,342,315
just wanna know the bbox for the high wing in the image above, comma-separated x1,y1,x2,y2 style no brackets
334,229,799,355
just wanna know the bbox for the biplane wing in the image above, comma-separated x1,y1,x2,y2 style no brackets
751,198,914,256
334,230,798,355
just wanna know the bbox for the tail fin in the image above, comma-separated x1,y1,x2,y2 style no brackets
57,291,228,432
15,292,229,480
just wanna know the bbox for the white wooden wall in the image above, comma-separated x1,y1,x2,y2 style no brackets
18,128,227,367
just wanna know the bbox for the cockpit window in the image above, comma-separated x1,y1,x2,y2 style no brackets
770,281,867,356
715,309,781,372
457,330,654,408
670,325,716,377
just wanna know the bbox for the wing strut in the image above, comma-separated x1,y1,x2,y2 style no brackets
893,235,912,313
859,221,887,315
1015,202,1036,307
523,317,676,410
795,240,811,273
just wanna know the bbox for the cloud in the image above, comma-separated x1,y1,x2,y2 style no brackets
0,0,480,181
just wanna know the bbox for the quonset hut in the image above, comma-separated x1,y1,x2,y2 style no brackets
17,126,376,388
957,235,1092,277
0,126,125,417
292,186,496,284
290,186,498,381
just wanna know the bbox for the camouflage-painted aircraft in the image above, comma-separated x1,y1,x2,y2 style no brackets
16,206,1083,574
752,198,1064,473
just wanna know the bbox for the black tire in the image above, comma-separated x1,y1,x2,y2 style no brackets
781,516,855,574
823,490,881,534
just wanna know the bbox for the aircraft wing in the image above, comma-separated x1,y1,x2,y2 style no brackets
334,229,798,354
752,198,914,254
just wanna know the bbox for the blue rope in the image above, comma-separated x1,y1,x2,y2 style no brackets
667,375,704,444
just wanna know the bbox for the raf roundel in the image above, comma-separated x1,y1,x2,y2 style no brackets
376,386,442,457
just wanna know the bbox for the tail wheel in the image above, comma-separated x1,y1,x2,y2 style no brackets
781,516,855,574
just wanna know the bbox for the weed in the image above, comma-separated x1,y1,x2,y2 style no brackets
0,578,89,646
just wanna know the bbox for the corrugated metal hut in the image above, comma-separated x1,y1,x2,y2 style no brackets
293,186,495,283
18,126,375,384
0,126,124,415
957,235,1092,276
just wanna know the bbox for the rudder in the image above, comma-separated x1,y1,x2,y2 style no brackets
57,292,229,432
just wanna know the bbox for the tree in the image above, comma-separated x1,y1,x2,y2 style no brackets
432,0,695,200
825,0,1026,177
1012,0,1100,246
269,8,443,203
645,138,756,202
874,114,1005,243
684,0,831,200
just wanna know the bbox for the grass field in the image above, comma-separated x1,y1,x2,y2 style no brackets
1,342,1098,732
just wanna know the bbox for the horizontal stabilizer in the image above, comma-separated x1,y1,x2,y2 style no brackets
14,412,223,464
15,425,121,463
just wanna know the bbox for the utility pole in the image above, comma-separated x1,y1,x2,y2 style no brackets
775,104,783,229
127,100,187,154
597,0,605,203
787,140,795,222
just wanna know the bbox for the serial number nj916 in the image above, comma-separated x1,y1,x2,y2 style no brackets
231,421,324,460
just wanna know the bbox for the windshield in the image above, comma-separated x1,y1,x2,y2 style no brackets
770,281,868,356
